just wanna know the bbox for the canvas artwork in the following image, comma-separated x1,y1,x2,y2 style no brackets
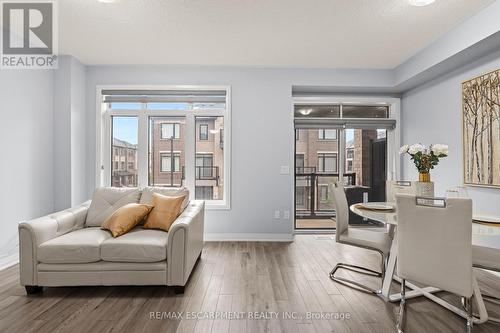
462,68,500,187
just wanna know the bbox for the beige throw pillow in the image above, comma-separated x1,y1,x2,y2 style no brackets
143,193,186,232
101,203,153,237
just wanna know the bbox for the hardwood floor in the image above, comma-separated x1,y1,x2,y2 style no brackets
1,235,500,333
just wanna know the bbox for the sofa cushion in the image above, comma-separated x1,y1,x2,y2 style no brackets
86,187,141,227
101,203,153,237
100,227,168,263
38,228,112,264
143,193,186,232
140,186,189,210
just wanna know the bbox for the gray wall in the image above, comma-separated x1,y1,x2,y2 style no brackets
85,66,393,238
402,50,500,217
0,70,54,268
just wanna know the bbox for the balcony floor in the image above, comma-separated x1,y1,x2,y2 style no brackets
296,218,336,229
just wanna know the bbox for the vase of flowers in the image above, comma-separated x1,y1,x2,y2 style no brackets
399,143,448,182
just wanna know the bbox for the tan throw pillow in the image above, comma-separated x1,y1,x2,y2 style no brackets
101,203,153,237
143,193,186,232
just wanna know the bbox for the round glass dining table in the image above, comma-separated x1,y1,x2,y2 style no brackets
349,202,397,225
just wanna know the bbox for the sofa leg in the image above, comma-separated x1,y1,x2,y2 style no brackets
174,286,185,294
25,286,43,295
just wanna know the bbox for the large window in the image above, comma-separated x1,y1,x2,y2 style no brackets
100,87,230,207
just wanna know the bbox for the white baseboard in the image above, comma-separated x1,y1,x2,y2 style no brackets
204,233,294,242
0,254,18,271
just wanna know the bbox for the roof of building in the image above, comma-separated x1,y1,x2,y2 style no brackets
113,138,137,149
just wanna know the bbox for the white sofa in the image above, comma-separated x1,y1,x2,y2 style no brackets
18,187,204,295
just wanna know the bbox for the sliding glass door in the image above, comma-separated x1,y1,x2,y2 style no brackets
294,101,399,230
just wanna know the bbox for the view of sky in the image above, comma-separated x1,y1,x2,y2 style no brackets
113,117,138,144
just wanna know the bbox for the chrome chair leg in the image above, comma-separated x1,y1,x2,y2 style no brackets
329,254,386,295
464,297,473,333
396,278,406,333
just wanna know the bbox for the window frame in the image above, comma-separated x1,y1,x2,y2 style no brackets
97,85,232,210
293,96,402,231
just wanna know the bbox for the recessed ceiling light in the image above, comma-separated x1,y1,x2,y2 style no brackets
409,0,436,6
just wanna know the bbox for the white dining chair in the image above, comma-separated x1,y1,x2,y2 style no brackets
386,181,415,203
473,244,500,323
329,182,392,294
395,194,486,333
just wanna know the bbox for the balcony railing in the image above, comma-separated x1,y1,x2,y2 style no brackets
296,166,316,174
181,166,220,185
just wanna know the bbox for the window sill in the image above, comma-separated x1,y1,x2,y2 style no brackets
204,200,230,210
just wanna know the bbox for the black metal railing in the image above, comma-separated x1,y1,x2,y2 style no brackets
295,172,356,218
295,166,316,174
181,166,220,185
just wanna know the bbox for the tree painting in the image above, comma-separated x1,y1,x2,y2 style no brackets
462,69,500,187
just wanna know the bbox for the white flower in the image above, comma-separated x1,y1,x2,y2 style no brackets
399,145,409,154
431,144,448,156
408,144,425,155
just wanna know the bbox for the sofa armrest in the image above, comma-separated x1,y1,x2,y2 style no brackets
167,200,205,286
18,200,91,286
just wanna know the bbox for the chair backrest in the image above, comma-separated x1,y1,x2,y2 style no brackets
386,181,416,203
331,182,349,242
396,194,473,298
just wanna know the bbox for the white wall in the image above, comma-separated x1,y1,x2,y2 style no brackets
85,66,394,239
402,50,500,218
0,70,54,269
70,58,88,206
53,56,88,210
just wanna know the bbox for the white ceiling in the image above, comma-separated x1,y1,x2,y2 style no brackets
59,0,495,68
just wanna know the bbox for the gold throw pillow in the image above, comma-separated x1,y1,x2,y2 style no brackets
143,193,186,232
101,203,153,237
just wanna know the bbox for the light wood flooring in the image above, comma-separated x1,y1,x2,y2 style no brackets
1,235,500,333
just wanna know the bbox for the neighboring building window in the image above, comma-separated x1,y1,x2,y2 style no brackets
347,160,353,173
128,162,134,169
295,154,305,171
318,129,337,140
346,148,354,159
161,153,181,172
196,153,214,178
161,123,180,139
319,185,329,202
317,153,337,173
199,124,209,140
195,186,213,200
296,186,305,206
